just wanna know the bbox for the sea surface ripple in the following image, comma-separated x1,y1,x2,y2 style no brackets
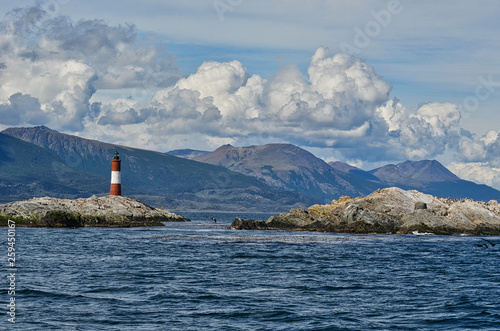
2,212,500,330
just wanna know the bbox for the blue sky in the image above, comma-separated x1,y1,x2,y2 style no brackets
52,0,500,133
1,0,500,188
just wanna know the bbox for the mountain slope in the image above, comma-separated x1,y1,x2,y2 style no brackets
0,132,109,203
369,160,460,186
2,126,316,211
329,161,380,181
368,160,500,201
194,144,382,203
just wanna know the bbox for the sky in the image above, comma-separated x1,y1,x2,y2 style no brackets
1,0,500,189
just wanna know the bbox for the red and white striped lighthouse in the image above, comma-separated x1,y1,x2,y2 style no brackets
110,151,122,196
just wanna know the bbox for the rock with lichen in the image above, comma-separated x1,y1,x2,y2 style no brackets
231,187,500,235
0,195,189,227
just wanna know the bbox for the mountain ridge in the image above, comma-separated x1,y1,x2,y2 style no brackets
0,131,109,203
194,143,383,203
369,160,460,186
1,126,317,211
337,159,500,201
2,126,499,209
194,144,500,202
329,161,380,181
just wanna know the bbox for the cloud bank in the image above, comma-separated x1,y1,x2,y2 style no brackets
1,3,500,190
0,2,181,131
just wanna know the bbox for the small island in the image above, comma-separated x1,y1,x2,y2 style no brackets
231,187,500,235
0,195,190,227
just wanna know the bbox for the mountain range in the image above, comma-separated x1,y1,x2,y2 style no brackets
192,144,381,202
367,160,500,201
189,144,500,203
1,126,316,211
0,131,109,202
2,126,499,211
329,158,499,201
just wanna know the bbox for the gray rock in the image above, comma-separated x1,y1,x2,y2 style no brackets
0,195,190,227
231,187,500,235
231,217,268,230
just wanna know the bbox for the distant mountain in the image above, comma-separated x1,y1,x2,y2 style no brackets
329,161,380,181
368,160,500,201
369,160,460,186
3,126,498,208
193,144,382,203
193,143,500,203
0,132,108,203
2,126,316,211
166,149,209,159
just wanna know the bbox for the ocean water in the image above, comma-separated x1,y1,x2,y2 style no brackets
2,211,500,330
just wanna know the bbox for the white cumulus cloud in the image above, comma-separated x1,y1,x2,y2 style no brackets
448,162,500,191
2,2,500,192
128,47,394,152
0,2,180,131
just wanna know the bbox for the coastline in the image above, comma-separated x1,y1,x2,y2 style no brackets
231,187,500,235
0,195,190,228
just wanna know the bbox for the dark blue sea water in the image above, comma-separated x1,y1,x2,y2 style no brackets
2,211,500,330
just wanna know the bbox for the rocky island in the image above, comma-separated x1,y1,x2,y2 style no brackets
0,195,189,227
231,187,500,235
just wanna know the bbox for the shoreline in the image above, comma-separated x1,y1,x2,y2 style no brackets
230,188,500,236
172,210,282,215
0,195,189,228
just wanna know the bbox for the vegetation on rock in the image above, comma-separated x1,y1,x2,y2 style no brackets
231,187,500,235
0,195,190,228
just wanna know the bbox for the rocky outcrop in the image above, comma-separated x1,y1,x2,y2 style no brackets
0,195,190,227
231,187,500,235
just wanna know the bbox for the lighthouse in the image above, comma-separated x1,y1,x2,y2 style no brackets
110,151,122,196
